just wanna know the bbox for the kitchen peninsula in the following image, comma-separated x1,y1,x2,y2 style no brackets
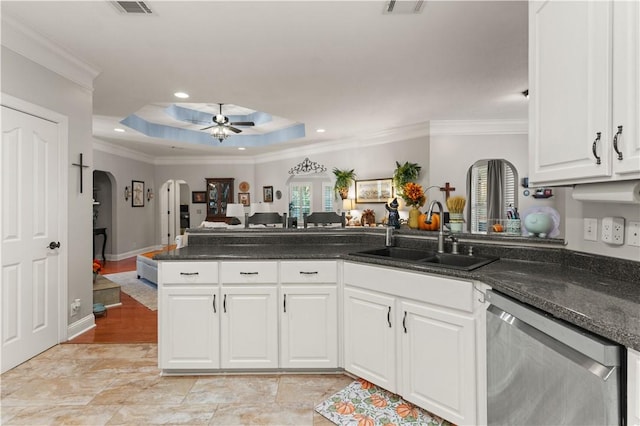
156,227,640,426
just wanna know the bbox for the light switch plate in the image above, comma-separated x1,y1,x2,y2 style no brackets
602,217,625,245
583,218,598,241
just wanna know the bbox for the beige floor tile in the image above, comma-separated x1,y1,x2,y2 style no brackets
107,404,217,425
2,377,112,406
3,404,120,425
277,374,354,404
313,411,336,426
91,375,196,406
0,406,25,424
184,375,279,404
210,402,314,426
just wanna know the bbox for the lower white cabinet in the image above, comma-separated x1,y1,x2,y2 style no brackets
220,285,278,369
159,286,219,370
280,285,338,368
400,300,476,426
629,348,640,426
343,262,484,425
343,286,397,393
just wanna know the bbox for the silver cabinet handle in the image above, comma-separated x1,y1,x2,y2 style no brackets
283,294,287,313
239,272,259,275
592,132,602,165
180,272,199,276
212,294,216,313
613,125,623,160
223,294,227,313
387,306,392,328
403,311,408,333
299,271,318,275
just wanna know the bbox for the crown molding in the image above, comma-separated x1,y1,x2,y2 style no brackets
1,16,100,91
93,139,156,164
429,119,528,136
153,155,256,166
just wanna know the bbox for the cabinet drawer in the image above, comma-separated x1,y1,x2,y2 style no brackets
221,261,278,283
280,261,337,283
161,261,218,284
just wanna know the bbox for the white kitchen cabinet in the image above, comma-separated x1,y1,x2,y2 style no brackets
159,286,219,369
280,260,338,369
529,0,640,185
158,261,219,370
220,285,278,369
400,300,476,426
629,348,640,426
343,262,484,425
280,285,338,368
343,286,397,393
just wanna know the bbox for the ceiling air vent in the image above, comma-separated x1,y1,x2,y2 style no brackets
384,0,425,14
111,1,153,14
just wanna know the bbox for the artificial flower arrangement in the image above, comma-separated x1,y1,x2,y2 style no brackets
401,182,426,207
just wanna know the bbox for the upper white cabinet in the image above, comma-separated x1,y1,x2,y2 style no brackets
529,0,640,186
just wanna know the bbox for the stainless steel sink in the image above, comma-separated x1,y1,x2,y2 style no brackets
420,253,498,271
350,247,498,271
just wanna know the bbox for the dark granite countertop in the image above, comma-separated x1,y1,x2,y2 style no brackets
155,230,640,351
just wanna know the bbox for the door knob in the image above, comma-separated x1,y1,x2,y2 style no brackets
48,241,61,250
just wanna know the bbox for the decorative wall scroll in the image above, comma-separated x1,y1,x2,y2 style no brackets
288,157,327,175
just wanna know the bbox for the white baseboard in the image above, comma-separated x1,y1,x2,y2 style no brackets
66,314,95,341
106,245,164,261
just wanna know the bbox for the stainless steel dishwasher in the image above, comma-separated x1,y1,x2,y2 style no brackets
486,290,624,426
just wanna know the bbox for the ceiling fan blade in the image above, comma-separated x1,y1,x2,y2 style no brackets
228,126,242,134
230,121,255,127
200,125,216,131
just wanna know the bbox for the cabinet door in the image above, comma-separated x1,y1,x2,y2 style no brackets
220,286,278,369
400,300,476,426
612,1,640,177
529,0,612,185
343,287,397,393
159,287,219,370
280,285,338,369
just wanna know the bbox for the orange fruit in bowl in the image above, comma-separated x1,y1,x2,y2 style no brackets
492,224,504,232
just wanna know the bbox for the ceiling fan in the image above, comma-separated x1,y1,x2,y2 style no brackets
200,103,255,142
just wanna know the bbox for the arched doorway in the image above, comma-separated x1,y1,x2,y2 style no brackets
93,170,116,260
159,179,190,246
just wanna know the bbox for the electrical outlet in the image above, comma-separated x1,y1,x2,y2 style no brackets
601,217,625,245
627,221,640,247
583,218,598,241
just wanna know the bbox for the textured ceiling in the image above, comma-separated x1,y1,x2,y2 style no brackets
1,1,529,158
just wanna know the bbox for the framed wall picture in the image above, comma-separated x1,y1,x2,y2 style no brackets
263,186,274,203
192,191,206,203
132,180,145,207
355,178,393,203
238,192,251,206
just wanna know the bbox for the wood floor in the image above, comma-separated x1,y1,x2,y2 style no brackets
67,257,157,344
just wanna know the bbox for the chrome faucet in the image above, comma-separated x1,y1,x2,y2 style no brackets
425,200,445,253
449,235,459,254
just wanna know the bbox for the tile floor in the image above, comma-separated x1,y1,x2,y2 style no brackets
1,343,351,425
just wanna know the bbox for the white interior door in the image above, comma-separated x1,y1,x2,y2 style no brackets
2,105,61,373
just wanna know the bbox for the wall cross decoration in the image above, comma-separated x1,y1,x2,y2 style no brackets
440,182,456,199
72,153,90,193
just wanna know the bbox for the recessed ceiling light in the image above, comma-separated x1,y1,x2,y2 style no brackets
174,92,189,99
238,147,246,151
316,128,326,133
114,128,126,133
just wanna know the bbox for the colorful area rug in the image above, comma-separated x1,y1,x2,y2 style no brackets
315,379,453,426
102,271,157,311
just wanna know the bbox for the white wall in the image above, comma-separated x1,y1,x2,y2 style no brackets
1,46,95,325
93,147,157,257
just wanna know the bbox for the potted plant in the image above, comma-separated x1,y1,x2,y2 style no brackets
332,168,356,200
393,161,422,195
